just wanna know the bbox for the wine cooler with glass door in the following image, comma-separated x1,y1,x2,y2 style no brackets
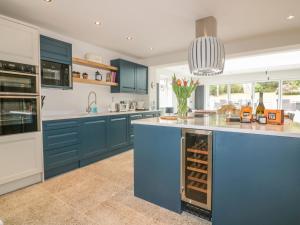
181,129,212,219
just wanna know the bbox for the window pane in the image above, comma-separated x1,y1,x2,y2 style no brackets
254,81,279,109
159,79,173,108
208,84,228,109
282,80,300,112
230,83,252,107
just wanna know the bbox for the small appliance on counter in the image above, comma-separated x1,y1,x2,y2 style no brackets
109,97,119,112
119,101,130,112
136,101,145,110
129,101,137,111
265,109,284,125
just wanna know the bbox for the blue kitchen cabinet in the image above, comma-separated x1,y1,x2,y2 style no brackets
136,65,148,94
40,35,72,65
111,59,148,94
213,131,300,225
43,119,80,179
80,116,108,166
134,124,182,213
108,115,129,150
129,113,143,145
142,112,156,118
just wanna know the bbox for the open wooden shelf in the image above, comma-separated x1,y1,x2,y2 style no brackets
73,77,118,87
72,57,118,71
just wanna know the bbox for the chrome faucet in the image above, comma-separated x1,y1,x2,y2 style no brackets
86,91,97,113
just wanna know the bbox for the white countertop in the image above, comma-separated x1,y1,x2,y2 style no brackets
132,115,300,138
42,110,160,121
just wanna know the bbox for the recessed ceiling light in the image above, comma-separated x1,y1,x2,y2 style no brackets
287,15,295,20
126,36,134,41
44,0,52,2
95,21,102,26
149,47,153,51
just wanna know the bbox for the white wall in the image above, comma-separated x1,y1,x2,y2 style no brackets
142,29,300,67
40,28,149,116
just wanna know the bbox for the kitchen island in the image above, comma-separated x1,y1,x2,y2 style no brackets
132,115,300,225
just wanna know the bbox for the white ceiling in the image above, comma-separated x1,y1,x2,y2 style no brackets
0,0,299,59
162,49,300,77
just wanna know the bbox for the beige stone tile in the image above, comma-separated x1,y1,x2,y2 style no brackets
55,176,124,214
85,199,157,225
0,185,46,216
1,189,97,225
40,167,97,194
111,189,210,225
85,161,133,189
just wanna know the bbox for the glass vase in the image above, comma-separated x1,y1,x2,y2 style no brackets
177,97,188,120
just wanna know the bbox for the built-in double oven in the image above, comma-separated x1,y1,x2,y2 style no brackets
0,60,40,136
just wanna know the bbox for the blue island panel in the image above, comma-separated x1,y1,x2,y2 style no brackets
134,124,182,213
213,131,300,225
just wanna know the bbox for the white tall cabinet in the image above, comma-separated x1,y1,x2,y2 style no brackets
0,15,43,195
0,15,39,65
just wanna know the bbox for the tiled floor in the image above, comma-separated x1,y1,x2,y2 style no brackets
0,150,211,225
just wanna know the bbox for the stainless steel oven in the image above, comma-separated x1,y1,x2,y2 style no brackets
41,60,72,88
181,129,212,215
0,96,39,136
0,60,38,95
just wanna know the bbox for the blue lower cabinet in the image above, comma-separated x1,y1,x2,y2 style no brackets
108,115,129,150
213,131,300,225
80,117,108,166
43,112,158,178
43,119,80,179
134,124,182,213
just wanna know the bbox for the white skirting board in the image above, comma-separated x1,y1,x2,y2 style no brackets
0,173,42,195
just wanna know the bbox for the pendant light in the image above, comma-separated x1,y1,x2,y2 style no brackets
188,16,225,76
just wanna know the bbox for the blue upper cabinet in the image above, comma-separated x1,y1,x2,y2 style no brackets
111,59,148,94
40,35,72,65
136,65,148,94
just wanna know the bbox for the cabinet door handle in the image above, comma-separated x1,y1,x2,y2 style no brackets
180,136,185,194
111,117,126,122
85,120,105,125
123,86,135,89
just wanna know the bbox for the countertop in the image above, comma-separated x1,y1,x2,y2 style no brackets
132,115,300,138
42,110,160,121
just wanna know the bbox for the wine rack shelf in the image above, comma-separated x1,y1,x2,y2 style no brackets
187,148,208,155
187,157,208,165
187,183,208,194
187,166,208,174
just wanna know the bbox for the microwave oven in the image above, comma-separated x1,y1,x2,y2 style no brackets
41,60,72,89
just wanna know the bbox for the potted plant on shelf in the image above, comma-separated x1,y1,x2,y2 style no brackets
172,74,198,120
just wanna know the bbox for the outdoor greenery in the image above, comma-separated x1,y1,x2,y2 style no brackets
282,80,300,95
209,84,228,96
255,81,279,93
230,84,244,93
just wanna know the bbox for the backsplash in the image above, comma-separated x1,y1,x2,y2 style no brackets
42,83,148,116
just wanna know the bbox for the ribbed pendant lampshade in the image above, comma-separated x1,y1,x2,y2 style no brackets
188,17,225,76
188,36,225,76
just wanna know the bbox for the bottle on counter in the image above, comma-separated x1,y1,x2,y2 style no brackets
256,92,265,116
